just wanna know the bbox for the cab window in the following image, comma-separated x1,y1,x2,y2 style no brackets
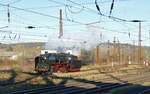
48,56,56,61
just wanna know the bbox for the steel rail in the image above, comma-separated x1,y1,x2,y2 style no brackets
9,70,150,94
55,74,150,94
139,89,150,94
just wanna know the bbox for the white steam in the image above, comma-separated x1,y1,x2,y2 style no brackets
45,29,101,51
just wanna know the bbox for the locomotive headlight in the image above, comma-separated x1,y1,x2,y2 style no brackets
44,56,46,59
41,56,46,60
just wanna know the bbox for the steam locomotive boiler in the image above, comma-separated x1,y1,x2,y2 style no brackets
35,52,82,74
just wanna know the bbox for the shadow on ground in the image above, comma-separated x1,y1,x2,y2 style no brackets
0,69,149,94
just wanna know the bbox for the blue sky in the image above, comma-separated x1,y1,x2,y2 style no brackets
0,0,150,48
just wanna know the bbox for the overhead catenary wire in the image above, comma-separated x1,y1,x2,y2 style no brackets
0,0,149,45
25,5,65,10
0,8,148,42
66,0,85,8
3,0,136,30
0,3,85,25
66,5,84,14
0,2,85,40
10,13,59,29
86,24,150,41
0,32,47,41
0,0,22,5
48,0,100,16
7,0,22,5
65,0,84,14
0,11,85,29
65,0,150,22
89,20,150,36
65,5,74,22
67,0,110,5
66,0,150,43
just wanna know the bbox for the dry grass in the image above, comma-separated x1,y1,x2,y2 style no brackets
0,43,150,93
0,58,18,65
0,58,19,70
0,57,34,73
0,61,149,94
142,82,150,86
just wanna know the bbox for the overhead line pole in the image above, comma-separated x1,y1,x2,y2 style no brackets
8,4,10,23
96,45,100,64
118,40,120,65
59,9,63,38
107,40,110,64
132,40,135,64
113,37,116,64
138,22,142,65
0,3,84,25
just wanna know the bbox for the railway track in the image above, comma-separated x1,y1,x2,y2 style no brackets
9,82,124,94
139,89,150,94
9,71,150,94
45,74,150,94
0,66,147,87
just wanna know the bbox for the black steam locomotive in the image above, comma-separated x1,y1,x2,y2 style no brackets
35,52,82,74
